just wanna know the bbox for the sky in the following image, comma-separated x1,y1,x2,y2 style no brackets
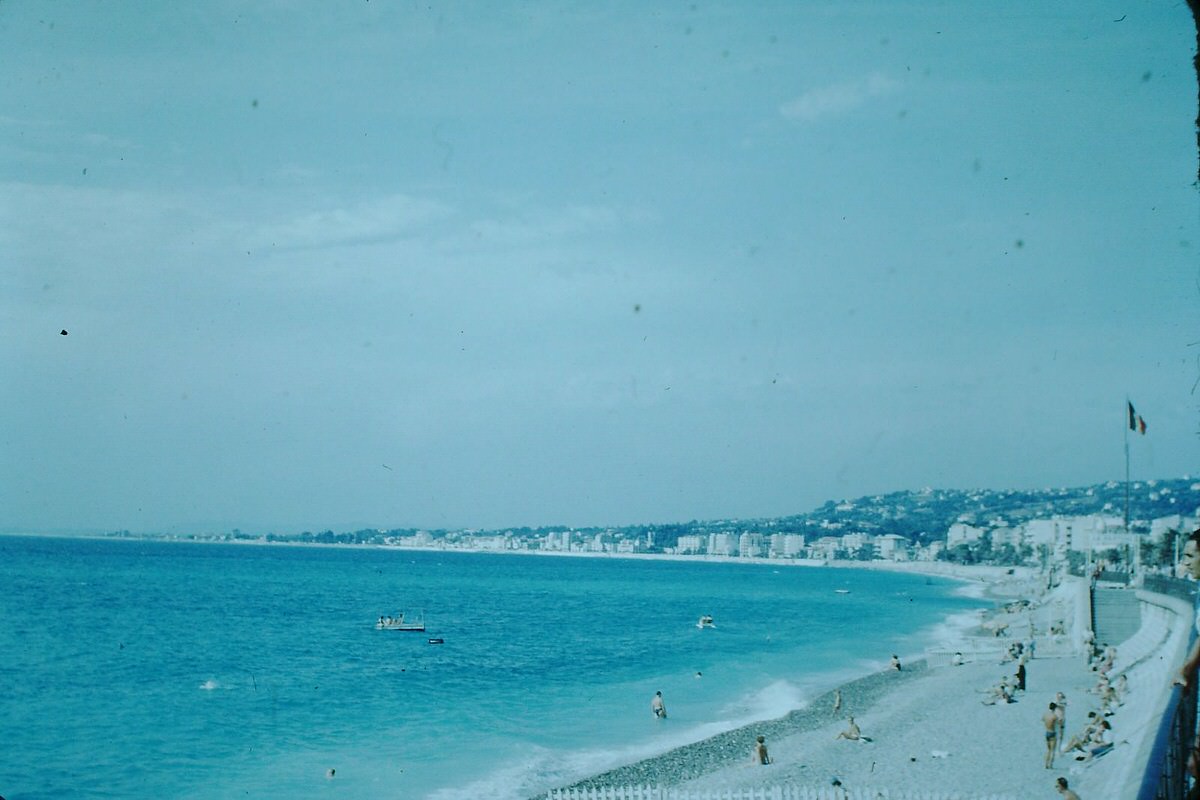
2,1,1199,535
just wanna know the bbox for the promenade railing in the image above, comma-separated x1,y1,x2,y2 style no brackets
1137,576,1197,800
547,786,1017,800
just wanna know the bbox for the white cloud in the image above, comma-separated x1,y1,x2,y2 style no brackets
465,205,621,248
780,72,900,122
252,193,455,250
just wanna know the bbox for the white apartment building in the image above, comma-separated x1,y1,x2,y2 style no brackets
808,536,842,559
875,534,908,560
840,532,871,555
676,534,705,555
708,532,737,557
991,527,1022,548
739,532,766,558
947,523,985,547
770,533,806,558
473,535,507,550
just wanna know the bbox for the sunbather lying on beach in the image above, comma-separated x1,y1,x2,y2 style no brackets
1073,720,1113,761
982,683,1014,705
1062,715,1109,759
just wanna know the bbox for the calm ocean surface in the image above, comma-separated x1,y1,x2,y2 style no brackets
0,536,987,800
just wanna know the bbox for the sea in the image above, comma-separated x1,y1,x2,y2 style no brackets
0,535,989,800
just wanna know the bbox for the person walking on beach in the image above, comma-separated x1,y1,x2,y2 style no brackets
1055,776,1081,799
651,691,667,719
832,689,842,713
1042,703,1060,768
1015,660,1026,691
753,735,771,765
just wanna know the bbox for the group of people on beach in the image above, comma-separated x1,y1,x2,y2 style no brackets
650,654,894,768
628,530,1200,800
980,639,1032,705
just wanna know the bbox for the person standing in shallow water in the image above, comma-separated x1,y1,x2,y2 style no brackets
651,691,667,719
890,654,902,671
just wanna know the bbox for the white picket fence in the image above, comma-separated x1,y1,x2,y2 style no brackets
546,786,1016,800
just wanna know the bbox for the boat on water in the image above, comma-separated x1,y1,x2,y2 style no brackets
834,589,851,595
376,612,425,631
696,614,715,629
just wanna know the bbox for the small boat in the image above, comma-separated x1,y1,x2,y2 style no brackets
696,614,715,629
375,612,425,632
834,589,851,595
427,637,444,645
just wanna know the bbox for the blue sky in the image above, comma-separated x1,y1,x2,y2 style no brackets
2,2,1198,534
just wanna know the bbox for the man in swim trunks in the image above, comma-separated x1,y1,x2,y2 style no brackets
651,691,667,719
1043,703,1059,768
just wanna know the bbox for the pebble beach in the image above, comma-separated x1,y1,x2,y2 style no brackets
541,569,1191,799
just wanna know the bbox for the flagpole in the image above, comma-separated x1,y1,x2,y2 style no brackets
1124,397,1131,534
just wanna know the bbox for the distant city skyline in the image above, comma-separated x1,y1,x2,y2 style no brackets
3,2,1198,535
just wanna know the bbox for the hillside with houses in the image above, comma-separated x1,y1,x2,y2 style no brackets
121,476,1200,572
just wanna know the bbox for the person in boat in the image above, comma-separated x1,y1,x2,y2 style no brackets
651,691,667,719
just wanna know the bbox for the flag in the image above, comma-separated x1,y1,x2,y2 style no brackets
1128,401,1147,435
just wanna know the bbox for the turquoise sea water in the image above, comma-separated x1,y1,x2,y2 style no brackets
0,536,987,800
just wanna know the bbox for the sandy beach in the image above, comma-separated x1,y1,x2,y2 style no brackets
542,569,1191,799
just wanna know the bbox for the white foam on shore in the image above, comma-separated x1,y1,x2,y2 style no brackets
950,580,988,599
432,573,999,800
716,678,810,724
426,729,721,800
428,682,817,800
920,608,989,651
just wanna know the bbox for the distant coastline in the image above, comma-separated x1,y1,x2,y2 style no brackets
0,529,1029,589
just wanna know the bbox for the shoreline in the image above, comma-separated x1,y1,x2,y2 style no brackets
535,573,1181,800
2,531,1031,587
527,577,1008,799
535,662,933,799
